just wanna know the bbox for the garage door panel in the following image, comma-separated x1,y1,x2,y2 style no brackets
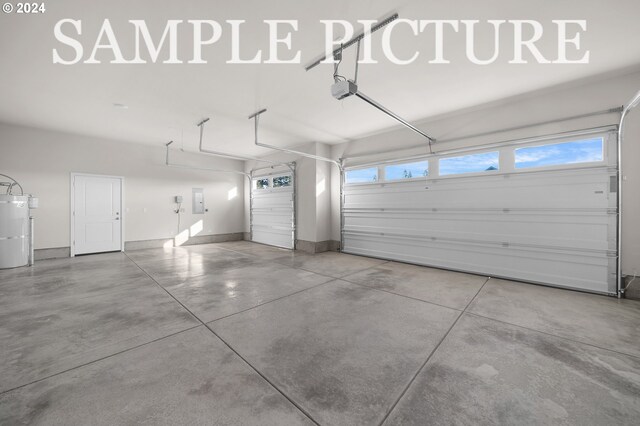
252,191,293,206
251,228,293,249
252,211,293,226
344,233,614,294
251,174,294,249
345,169,615,211
252,201,293,210
342,129,617,294
344,211,615,250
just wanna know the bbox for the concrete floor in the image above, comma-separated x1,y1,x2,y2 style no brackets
1,242,639,425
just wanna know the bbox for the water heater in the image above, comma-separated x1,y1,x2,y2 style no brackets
0,174,38,269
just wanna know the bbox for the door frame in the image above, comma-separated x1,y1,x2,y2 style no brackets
70,172,125,257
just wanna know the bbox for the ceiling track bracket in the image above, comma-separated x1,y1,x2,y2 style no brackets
249,109,343,170
196,115,294,173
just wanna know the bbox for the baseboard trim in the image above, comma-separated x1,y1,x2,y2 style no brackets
34,247,70,261
296,240,340,254
125,233,244,251
34,233,245,259
624,275,640,300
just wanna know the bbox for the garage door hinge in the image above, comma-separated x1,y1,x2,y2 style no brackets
502,242,510,247
606,250,617,257
607,208,617,214
503,208,510,213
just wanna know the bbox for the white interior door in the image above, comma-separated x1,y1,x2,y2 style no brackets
73,175,122,255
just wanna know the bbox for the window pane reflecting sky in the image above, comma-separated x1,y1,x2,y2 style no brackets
345,168,378,183
515,138,603,168
385,161,429,180
273,175,291,187
440,152,499,176
255,178,269,189
345,138,603,183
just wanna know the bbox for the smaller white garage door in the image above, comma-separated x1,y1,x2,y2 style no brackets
251,172,295,249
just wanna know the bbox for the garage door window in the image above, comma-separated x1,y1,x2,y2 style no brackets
273,175,292,187
515,138,604,169
439,152,500,176
255,178,269,189
385,161,429,180
345,167,378,184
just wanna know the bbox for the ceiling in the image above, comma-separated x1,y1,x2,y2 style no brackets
1,0,639,157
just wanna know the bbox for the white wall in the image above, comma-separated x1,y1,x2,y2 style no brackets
0,123,246,249
330,67,640,276
315,143,333,242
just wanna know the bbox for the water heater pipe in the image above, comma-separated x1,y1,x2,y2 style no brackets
29,216,34,266
0,173,23,195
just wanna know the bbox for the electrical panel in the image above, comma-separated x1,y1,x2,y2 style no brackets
192,188,204,214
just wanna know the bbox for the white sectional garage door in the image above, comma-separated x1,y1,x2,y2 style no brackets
251,172,295,249
342,127,618,294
